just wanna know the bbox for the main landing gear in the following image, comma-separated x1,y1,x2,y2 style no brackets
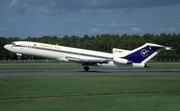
84,66,89,71
82,62,96,71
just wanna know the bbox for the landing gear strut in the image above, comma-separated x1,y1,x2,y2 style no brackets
84,66,89,71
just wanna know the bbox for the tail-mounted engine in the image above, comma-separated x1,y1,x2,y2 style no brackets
133,63,149,68
113,57,132,64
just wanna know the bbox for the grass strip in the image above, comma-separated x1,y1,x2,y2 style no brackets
0,62,180,70
0,76,180,100
0,75,180,111
0,63,102,70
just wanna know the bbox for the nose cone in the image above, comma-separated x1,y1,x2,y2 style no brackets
4,44,12,50
4,45,8,49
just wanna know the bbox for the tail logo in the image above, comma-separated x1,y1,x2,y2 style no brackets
141,49,149,57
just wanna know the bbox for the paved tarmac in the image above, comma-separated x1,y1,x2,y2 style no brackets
0,69,180,78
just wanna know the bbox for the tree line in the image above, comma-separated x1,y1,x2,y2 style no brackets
0,33,180,61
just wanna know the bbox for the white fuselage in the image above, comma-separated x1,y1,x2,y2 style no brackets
5,41,165,69
5,41,129,68
11,42,112,61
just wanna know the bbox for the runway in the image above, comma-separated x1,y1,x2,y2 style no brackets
0,69,180,78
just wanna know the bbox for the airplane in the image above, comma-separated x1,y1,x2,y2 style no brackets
4,41,172,71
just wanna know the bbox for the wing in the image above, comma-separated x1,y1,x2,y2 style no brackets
66,56,110,66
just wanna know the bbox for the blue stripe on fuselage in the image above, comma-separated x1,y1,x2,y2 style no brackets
122,45,160,63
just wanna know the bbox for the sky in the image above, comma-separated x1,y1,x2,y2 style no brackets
0,0,180,38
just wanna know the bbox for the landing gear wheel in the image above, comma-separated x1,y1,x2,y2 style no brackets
84,66,89,71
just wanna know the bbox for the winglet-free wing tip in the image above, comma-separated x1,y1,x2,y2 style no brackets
164,46,173,50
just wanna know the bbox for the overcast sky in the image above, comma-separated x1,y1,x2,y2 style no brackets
0,0,180,38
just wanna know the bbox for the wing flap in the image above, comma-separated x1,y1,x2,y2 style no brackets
66,56,109,63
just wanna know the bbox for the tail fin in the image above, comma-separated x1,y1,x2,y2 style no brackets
122,43,172,64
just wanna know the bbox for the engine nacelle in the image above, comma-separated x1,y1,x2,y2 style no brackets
16,53,22,56
133,63,149,68
113,57,132,64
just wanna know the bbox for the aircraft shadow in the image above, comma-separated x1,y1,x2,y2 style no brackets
77,70,110,73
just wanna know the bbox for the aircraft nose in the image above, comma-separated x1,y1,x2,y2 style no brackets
4,45,7,49
4,45,8,49
4,45,11,50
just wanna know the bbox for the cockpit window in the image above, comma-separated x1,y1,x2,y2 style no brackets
12,42,16,46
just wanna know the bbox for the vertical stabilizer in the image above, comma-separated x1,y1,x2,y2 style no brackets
121,43,172,64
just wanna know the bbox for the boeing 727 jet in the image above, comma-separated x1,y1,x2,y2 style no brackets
4,41,171,71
